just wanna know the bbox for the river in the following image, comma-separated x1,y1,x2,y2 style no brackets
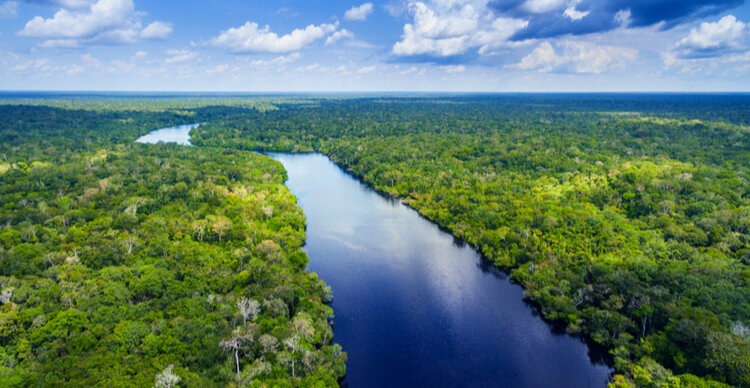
138,124,612,387
135,123,199,145
270,153,612,388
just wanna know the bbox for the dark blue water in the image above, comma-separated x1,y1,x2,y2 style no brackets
270,153,612,388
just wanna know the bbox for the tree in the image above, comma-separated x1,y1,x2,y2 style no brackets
210,216,232,243
154,364,180,388
220,331,252,381
282,334,302,379
237,297,260,326
191,220,207,242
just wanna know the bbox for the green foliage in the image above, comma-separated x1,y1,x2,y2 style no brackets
191,97,750,387
0,104,345,386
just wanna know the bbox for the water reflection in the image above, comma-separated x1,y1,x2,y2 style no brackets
135,123,199,145
270,153,612,388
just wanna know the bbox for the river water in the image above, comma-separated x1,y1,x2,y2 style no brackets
135,123,199,145
138,125,612,387
269,153,612,388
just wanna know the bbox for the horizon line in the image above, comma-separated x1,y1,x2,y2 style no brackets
2,90,750,95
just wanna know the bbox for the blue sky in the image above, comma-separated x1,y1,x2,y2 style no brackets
1,0,750,91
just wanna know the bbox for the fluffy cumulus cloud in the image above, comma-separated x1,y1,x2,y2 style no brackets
17,0,172,46
140,21,172,40
211,21,339,54
672,15,748,58
392,0,528,58
344,3,374,21
662,15,750,72
490,0,745,40
515,40,636,73
325,29,355,45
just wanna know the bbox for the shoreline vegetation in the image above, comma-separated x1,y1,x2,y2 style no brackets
0,94,748,387
190,96,749,387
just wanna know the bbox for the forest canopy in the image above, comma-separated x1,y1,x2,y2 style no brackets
190,95,750,387
1,94,749,387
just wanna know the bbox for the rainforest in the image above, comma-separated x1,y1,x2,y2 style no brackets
0,94,749,387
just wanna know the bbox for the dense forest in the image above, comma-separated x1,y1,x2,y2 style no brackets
1,95,749,387
190,96,750,387
0,104,346,386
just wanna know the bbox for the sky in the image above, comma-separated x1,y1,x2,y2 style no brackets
1,0,750,92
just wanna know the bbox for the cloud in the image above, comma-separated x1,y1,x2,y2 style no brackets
296,62,320,71
0,1,19,18
490,0,746,40
81,53,100,65
211,21,338,54
249,52,301,67
662,15,750,73
672,15,748,58
325,29,355,45
440,64,466,72
357,65,376,73
207,64,237,75
392,0,528,58
38,38,80,48
17,0,172,46
67,64,84,74
521,0,566,14
165,49,197,64
275,7,298,18
399,65,426,74
514,40,636,73
345,3,374,21
563,0,589,21
141,21,172,40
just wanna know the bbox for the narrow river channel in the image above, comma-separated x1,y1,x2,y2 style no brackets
138,124,612,387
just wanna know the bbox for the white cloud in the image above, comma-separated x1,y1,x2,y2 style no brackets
81,52,101,66
614,9,631,28
357,65,376,74
275,7,298,18
440,64,465,72
662,15,750,73
249,52,301,67
344,3,374,21
296,62,320,72
0,1,18,18
18,0,172,46
165,49,197,64
13,57,62,73
515,41,636,73
38,39,80,48
212,21,338,54
141,21,172,40
673,15,748,58
67,64,84,74
20,0,135,38
517,41,557,71
522,0,566,14
325,29,355,46
207,64,236,75
392,0,528,57
400,65,425,75
563,0,589,21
